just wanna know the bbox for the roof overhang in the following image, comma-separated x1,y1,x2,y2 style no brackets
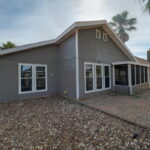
112,61,150,67
0,20,138,62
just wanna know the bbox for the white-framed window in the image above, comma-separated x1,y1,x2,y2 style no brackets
95,64,103,91
103,33,107,41
96,29,101,39
104,64,111,89
18,63,47,94
84,62,111,93
85,63,94,93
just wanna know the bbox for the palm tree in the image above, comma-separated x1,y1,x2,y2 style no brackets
139,0,150,15
109,11,137,43
0,41,16,50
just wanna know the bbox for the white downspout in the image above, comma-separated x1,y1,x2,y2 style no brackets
75,29,79,99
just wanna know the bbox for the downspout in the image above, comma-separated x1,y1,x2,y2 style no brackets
75,29,79,99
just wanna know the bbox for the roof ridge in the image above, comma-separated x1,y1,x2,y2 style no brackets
0,20,137,62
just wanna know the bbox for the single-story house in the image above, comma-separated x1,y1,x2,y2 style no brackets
0,20,150,101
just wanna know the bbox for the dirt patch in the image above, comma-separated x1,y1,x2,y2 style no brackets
0,96,149,150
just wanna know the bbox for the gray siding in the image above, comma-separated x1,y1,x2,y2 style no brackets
114,85,130,95
0,45,58,101
0,34,76,101
58,34,76,99
78,27,130,98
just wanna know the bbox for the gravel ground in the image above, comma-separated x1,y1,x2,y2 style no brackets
0,96,149,150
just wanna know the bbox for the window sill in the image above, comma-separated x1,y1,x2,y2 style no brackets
19,89,47,94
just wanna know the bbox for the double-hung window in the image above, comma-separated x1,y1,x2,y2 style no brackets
36,66,46,91
19,64,47,94
20,65,33,92
85,63,94,92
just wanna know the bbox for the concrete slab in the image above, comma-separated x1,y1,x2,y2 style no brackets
79,92,150,128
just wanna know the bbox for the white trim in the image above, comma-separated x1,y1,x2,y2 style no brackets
128,64,132,95
84,62,111,93
84,62,95,93
95,63,103,91
0,20,137,62
75,29,79,99
96,29,101,39
114,64,149,88
18,63,47,94
112,65,115,91
112,61,150,67
18,63,33,94
105,22,137,62
103,64,111,90
36,65,48,92
134,65,136,85
103,33,107,42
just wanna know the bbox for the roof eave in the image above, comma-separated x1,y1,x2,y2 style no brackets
0,40,56,56
0,20,138,62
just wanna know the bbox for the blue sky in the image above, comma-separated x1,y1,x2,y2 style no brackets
0,0,150,59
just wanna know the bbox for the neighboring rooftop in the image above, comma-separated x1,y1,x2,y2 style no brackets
135,56,150,65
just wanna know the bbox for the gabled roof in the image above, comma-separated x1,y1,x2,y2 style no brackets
0,20,137,62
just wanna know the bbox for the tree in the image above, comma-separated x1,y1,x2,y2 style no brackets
0,41,16,50
139,0,150,15
109,11,137,43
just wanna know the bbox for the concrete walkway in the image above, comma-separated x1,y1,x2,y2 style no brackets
80,91,150,128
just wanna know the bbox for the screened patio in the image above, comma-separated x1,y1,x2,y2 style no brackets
112,61,150,95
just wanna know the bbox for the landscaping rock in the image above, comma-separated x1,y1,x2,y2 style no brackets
0,96,149,150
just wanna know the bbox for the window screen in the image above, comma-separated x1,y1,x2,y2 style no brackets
145,67,148,82
104,66,110,88
131,65,135,85
136,65,140,84
21,65,32,92
141,66,144,83
115,65,128,85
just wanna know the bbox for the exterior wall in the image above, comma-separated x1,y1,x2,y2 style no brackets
132,83,149,94
58,34,76,99
114,85,130,95
78,27,130,99
1,26,149,101
0,45,58,101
